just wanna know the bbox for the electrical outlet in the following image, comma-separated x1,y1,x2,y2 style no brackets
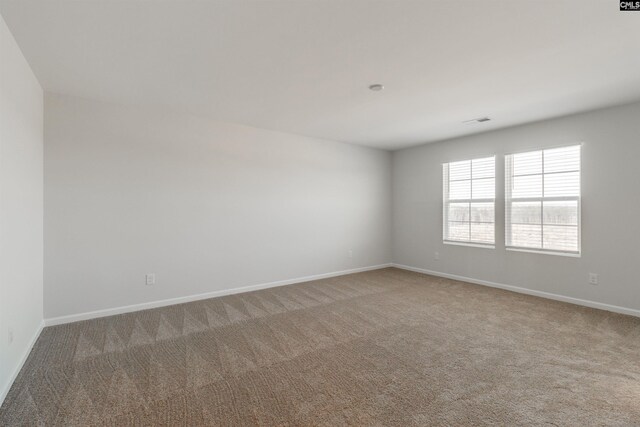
348,250,353,258
588,273,598,286
434,252,440,261
145,273,155,286
8,328,14,345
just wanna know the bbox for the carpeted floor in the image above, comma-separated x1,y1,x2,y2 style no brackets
1,268,639,426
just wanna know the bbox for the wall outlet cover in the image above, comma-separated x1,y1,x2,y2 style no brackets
145,273,155,286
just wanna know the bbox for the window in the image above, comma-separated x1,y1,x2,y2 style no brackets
443,156,495,246
505,145,581,255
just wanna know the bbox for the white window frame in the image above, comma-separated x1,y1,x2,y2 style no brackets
505,144,582,257
442,156,496,248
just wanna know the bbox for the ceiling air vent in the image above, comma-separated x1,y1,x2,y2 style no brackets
463,117,491,124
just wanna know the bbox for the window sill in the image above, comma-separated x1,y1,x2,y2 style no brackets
506,247,581,258
443,241,495,249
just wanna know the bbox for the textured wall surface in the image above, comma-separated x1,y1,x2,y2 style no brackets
0,14,44,404
44,94,391,319
393,101,640,312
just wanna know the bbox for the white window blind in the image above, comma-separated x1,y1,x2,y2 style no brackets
443,156,495,246
505,145,581,255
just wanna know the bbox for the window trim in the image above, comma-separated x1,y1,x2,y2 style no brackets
442,156,496,248
505,247,581,258
444,240,495,249
504,144,582,257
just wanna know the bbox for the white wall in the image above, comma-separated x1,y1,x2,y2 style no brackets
0,15,44,403
44,94,391,319
393,101,640,313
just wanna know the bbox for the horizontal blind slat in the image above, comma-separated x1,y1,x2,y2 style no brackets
444,156,495,246
506,145,581,254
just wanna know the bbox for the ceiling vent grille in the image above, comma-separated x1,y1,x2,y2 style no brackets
463,117,491,124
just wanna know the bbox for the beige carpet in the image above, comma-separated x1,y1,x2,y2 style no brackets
1,268,639,426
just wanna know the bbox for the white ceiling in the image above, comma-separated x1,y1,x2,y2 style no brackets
2,1,640,150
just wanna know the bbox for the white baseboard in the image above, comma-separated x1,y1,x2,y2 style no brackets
44,263,393,327
0,319,45,407
392,263,640,318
